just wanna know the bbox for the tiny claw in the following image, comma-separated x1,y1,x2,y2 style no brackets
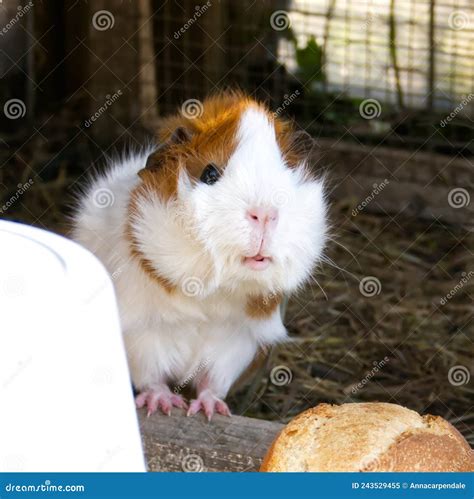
136,387,188,416
187,392,231,421
216,400,231,416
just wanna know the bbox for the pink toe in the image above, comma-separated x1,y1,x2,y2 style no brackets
215,400,231,416
158,399,172,416
187,399,201,416
146,395,159,416
202,399,215,421
171,395,188,409
135,393,147,409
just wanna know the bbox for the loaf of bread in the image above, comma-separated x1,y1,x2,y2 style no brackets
260,402,473,472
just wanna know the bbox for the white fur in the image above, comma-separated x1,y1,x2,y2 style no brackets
72,108,327,399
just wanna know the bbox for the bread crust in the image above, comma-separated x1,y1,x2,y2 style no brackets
260,403,473,472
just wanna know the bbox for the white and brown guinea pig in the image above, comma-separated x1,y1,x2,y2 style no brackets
72,91,327,419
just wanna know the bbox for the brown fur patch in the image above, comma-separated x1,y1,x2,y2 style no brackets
126,91,308,294
246,292,282,319
141,91,289,200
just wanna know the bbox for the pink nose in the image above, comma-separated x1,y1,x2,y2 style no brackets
246,207,278,230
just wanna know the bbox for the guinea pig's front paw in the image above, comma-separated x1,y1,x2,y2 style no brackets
187,389,231,421
135,385,188,417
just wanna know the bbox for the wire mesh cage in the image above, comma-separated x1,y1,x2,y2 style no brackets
150,0,473,154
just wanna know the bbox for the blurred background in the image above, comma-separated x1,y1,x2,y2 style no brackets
0,0,472,443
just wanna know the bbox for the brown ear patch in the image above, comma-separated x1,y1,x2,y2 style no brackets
246,293,282,319
275,120,314,168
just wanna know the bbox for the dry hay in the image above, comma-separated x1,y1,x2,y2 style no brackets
1,131,472,445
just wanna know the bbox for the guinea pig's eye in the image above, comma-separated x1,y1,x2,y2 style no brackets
200,164,220,185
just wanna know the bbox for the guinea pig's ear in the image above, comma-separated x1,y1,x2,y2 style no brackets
288,130,316,158
138,126,193,178
169,126,193,144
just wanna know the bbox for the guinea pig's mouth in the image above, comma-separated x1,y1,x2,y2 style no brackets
243,254,272,271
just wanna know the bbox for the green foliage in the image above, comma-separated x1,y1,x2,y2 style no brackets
294,36,325,84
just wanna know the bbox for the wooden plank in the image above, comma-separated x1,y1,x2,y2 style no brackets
137,409,283,472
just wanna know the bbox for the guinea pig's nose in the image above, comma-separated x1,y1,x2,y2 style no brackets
246,207,279,230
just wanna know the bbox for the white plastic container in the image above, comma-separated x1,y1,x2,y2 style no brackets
0,220,145,471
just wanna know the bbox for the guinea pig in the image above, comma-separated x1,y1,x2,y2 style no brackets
72,91,327,420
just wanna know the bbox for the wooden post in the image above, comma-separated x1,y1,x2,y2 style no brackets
137,0,159,127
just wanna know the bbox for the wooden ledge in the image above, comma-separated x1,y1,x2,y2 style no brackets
137,408,283,472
